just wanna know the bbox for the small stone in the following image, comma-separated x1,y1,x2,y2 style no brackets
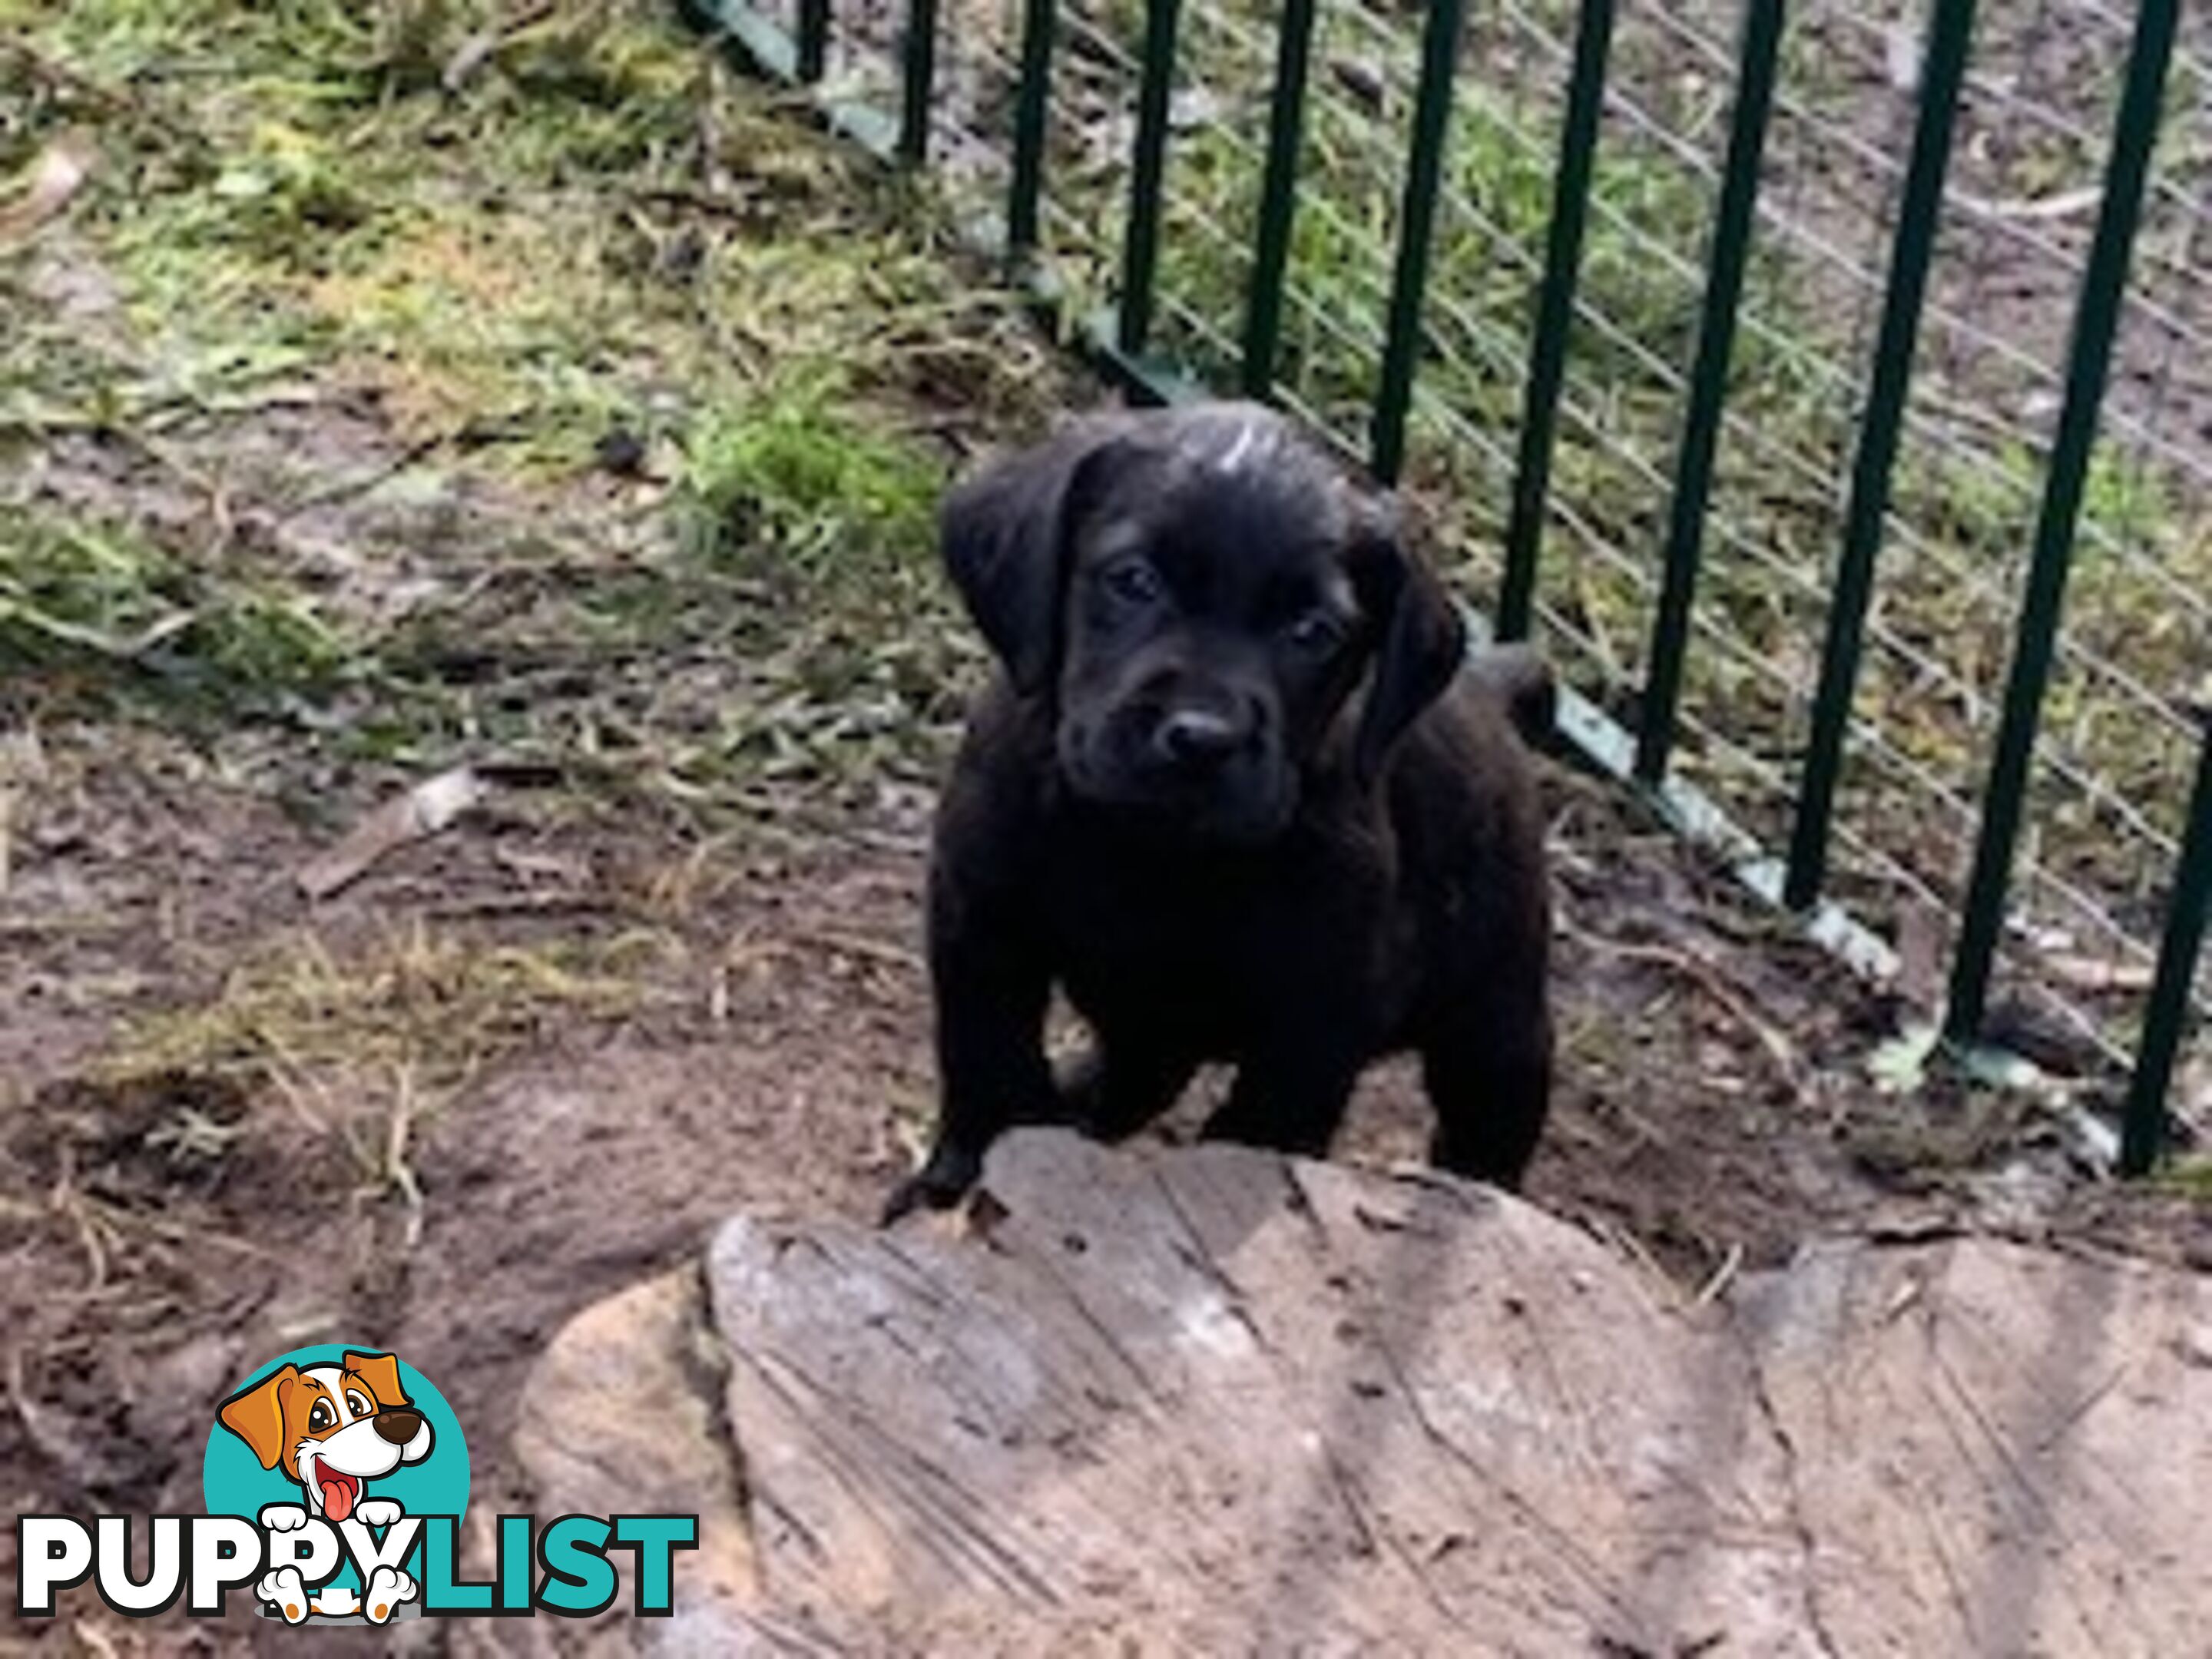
594,426,649,476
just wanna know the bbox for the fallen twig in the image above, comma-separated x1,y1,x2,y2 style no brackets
297,766,487,900
1693,1241,1744,1307
441,0,561,93
382,1063,427,1252
800,929,924,974
0,131,94,244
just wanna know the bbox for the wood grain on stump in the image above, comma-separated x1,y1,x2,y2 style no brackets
511,1131,2212,1656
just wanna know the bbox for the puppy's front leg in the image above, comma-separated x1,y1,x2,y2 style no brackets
882,887,1057,1225
256,1568,310,1624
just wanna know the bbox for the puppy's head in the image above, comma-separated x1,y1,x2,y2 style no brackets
942,401,1463,841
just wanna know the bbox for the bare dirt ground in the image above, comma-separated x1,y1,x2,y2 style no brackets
4,5,2209,1654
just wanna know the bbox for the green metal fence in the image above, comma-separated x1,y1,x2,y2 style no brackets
677,0,2212,1174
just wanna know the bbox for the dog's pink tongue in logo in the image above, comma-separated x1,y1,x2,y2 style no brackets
323,1470,359,1521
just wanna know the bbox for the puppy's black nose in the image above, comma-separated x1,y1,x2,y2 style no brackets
373,1409,422,1445
1155,707,1246,770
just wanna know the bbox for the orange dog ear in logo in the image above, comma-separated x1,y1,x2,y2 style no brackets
343,1351,409,1409
220,1364,300,1471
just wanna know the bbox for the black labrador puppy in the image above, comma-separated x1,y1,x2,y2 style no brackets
885,401,1553,1222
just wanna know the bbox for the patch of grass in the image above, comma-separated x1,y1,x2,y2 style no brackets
659,367,980,790
677,370,943,576
2155,1156,2212,1203
0,505,355,721
88,919,667,1230
3,0,1072,828
4,1,833,465
333,359,975,801
108,922,653,1091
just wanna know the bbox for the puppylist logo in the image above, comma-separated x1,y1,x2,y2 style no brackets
16,1345,697,1625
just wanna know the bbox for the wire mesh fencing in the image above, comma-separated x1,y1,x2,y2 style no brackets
680,0,2212,1167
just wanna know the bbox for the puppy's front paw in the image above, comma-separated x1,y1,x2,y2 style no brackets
257,1568,310,1624
880,1139,983,1226
364,1565,418,1624
258,1503,308,1534
354,1497,402,1528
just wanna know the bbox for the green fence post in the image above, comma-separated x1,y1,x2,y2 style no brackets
2121,708,2212,1176
1783,0,1976,911
899,0,940,163
1118,0,1184,358
1370,0,1468,485
1239,0,1321,399
1944,0,2181,1045
796,0,829,81
1633,0,1786,786
1498,0,1616,643
1006,0,1057,262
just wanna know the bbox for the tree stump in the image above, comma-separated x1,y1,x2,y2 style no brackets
510,1130,2212,1655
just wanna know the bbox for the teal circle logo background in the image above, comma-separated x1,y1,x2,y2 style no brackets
202,1346,469,1588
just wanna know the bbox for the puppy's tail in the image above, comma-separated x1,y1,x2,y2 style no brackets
1467,643,1555,749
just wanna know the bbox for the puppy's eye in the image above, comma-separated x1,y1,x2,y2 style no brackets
1286,608,1348,655
346,1391,373,1418
307,1401,333,1432
1098,557,1163,607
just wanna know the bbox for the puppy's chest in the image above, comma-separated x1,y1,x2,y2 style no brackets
1036,839,1398,1031
1047,865,1254,971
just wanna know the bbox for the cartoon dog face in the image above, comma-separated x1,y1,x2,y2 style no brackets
218,1351,432,1523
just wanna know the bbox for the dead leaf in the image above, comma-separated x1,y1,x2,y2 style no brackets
1883,22,1921,93
0,131,95,243
2038,952,2156,995
1867,1022,1940,1094
961,1187,1012,1242
1328,56,1388,116
297,766,486,900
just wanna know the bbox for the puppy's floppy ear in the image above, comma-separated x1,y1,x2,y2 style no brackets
941,415,1141,697
343,1350,411,1410
220,1364,299,1471
1347,495,1466,787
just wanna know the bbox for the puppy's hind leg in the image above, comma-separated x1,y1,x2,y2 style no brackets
1198,1041,1361,1161
1418,1004,1551,1192
1055,1037,1197,1142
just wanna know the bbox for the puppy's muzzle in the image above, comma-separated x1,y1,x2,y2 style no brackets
1107,693,1290,842
373,1409,424,1445
1152,705,1251,773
